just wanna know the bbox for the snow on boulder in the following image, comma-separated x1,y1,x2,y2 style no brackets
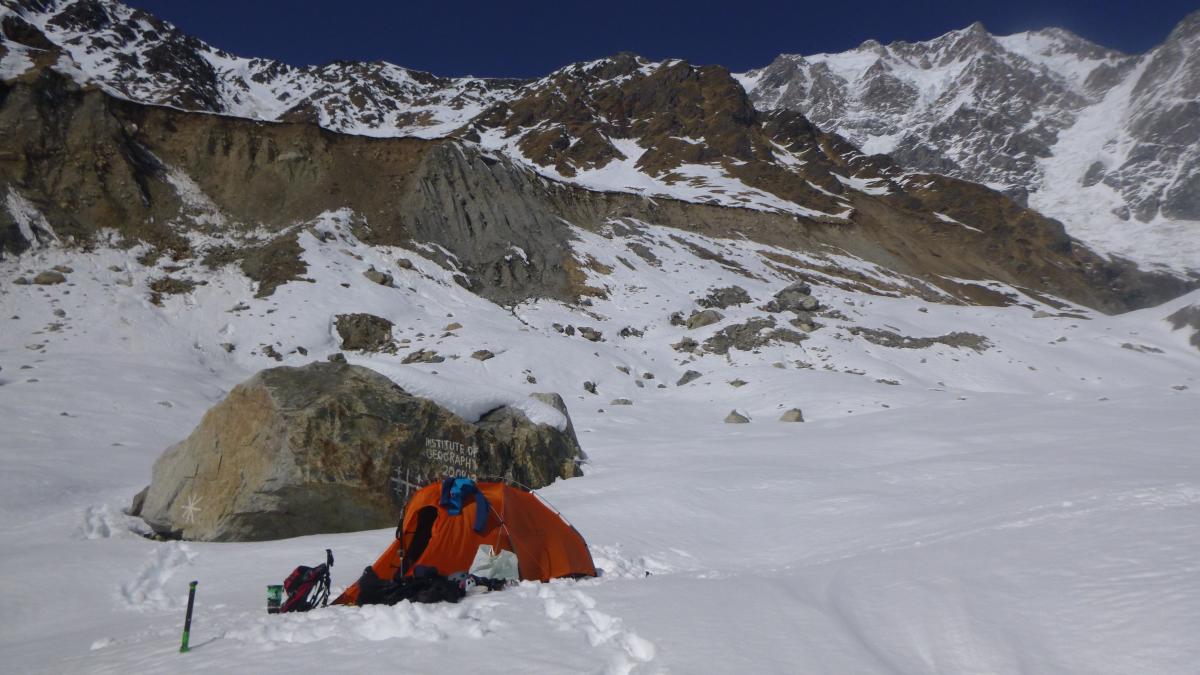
135,361,584,542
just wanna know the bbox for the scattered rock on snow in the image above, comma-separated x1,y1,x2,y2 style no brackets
583,381,598,395
1120,343,1164,354
32,271,66,285
779,408,805,422
471,349,495,361
578,327,603,342
402,349,445,364
362,267,394,287
677,370,702,386
610,398,633,405
672,337,700,353
724,410,750,424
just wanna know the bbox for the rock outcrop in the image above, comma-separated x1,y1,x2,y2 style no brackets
1166,304,1200,351
335,313,394,352
135,361,584,541
703,316,808,354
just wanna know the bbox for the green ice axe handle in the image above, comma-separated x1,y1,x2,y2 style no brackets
180,580,198,653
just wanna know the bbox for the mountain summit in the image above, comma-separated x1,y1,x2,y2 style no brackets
737,12,1200,272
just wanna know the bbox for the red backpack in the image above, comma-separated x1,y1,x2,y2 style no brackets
280,549,334,613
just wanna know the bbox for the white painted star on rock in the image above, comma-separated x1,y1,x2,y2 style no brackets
180,494,202,524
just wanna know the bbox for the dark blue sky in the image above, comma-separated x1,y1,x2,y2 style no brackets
126,0,1195,78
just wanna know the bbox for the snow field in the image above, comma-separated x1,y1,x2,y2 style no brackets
1,217,1198,673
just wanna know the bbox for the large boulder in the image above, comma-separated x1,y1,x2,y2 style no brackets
136,361,584,541
686,309,724,329
334,313,394,351
763,281,819,313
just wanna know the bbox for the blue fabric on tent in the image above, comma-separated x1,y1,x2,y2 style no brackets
439,477,490,534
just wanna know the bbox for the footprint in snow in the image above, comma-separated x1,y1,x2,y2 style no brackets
535,583,657,674
119,541,196,611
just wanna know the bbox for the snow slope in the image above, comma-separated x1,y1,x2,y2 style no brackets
2,216,1199,673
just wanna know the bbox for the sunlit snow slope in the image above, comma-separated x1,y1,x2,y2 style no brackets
2,216,1198,673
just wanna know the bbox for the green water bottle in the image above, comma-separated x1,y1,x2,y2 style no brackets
267,584,283,614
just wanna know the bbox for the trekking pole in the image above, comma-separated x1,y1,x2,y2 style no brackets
180,580,198,653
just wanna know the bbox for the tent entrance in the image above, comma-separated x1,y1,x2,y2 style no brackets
400,505,438,573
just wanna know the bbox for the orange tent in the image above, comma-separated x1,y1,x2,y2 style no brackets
334,481,596,605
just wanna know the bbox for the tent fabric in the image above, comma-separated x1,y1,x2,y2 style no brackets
333,481,596,605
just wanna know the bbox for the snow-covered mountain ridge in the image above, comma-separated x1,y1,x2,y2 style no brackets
3,0,1193,316
2,0,1196,280
0,0,520,136
737,14,1200,273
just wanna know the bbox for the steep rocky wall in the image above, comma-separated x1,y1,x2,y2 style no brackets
0,68,1192,312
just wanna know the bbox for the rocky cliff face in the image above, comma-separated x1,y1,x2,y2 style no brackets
0,0,1193,313
738,13,1200,272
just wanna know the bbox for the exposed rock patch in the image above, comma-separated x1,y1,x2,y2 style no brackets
848,327,992,352
703,316,808,354
1166,305,1200,351
148,276,199,305
698,285,751,309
